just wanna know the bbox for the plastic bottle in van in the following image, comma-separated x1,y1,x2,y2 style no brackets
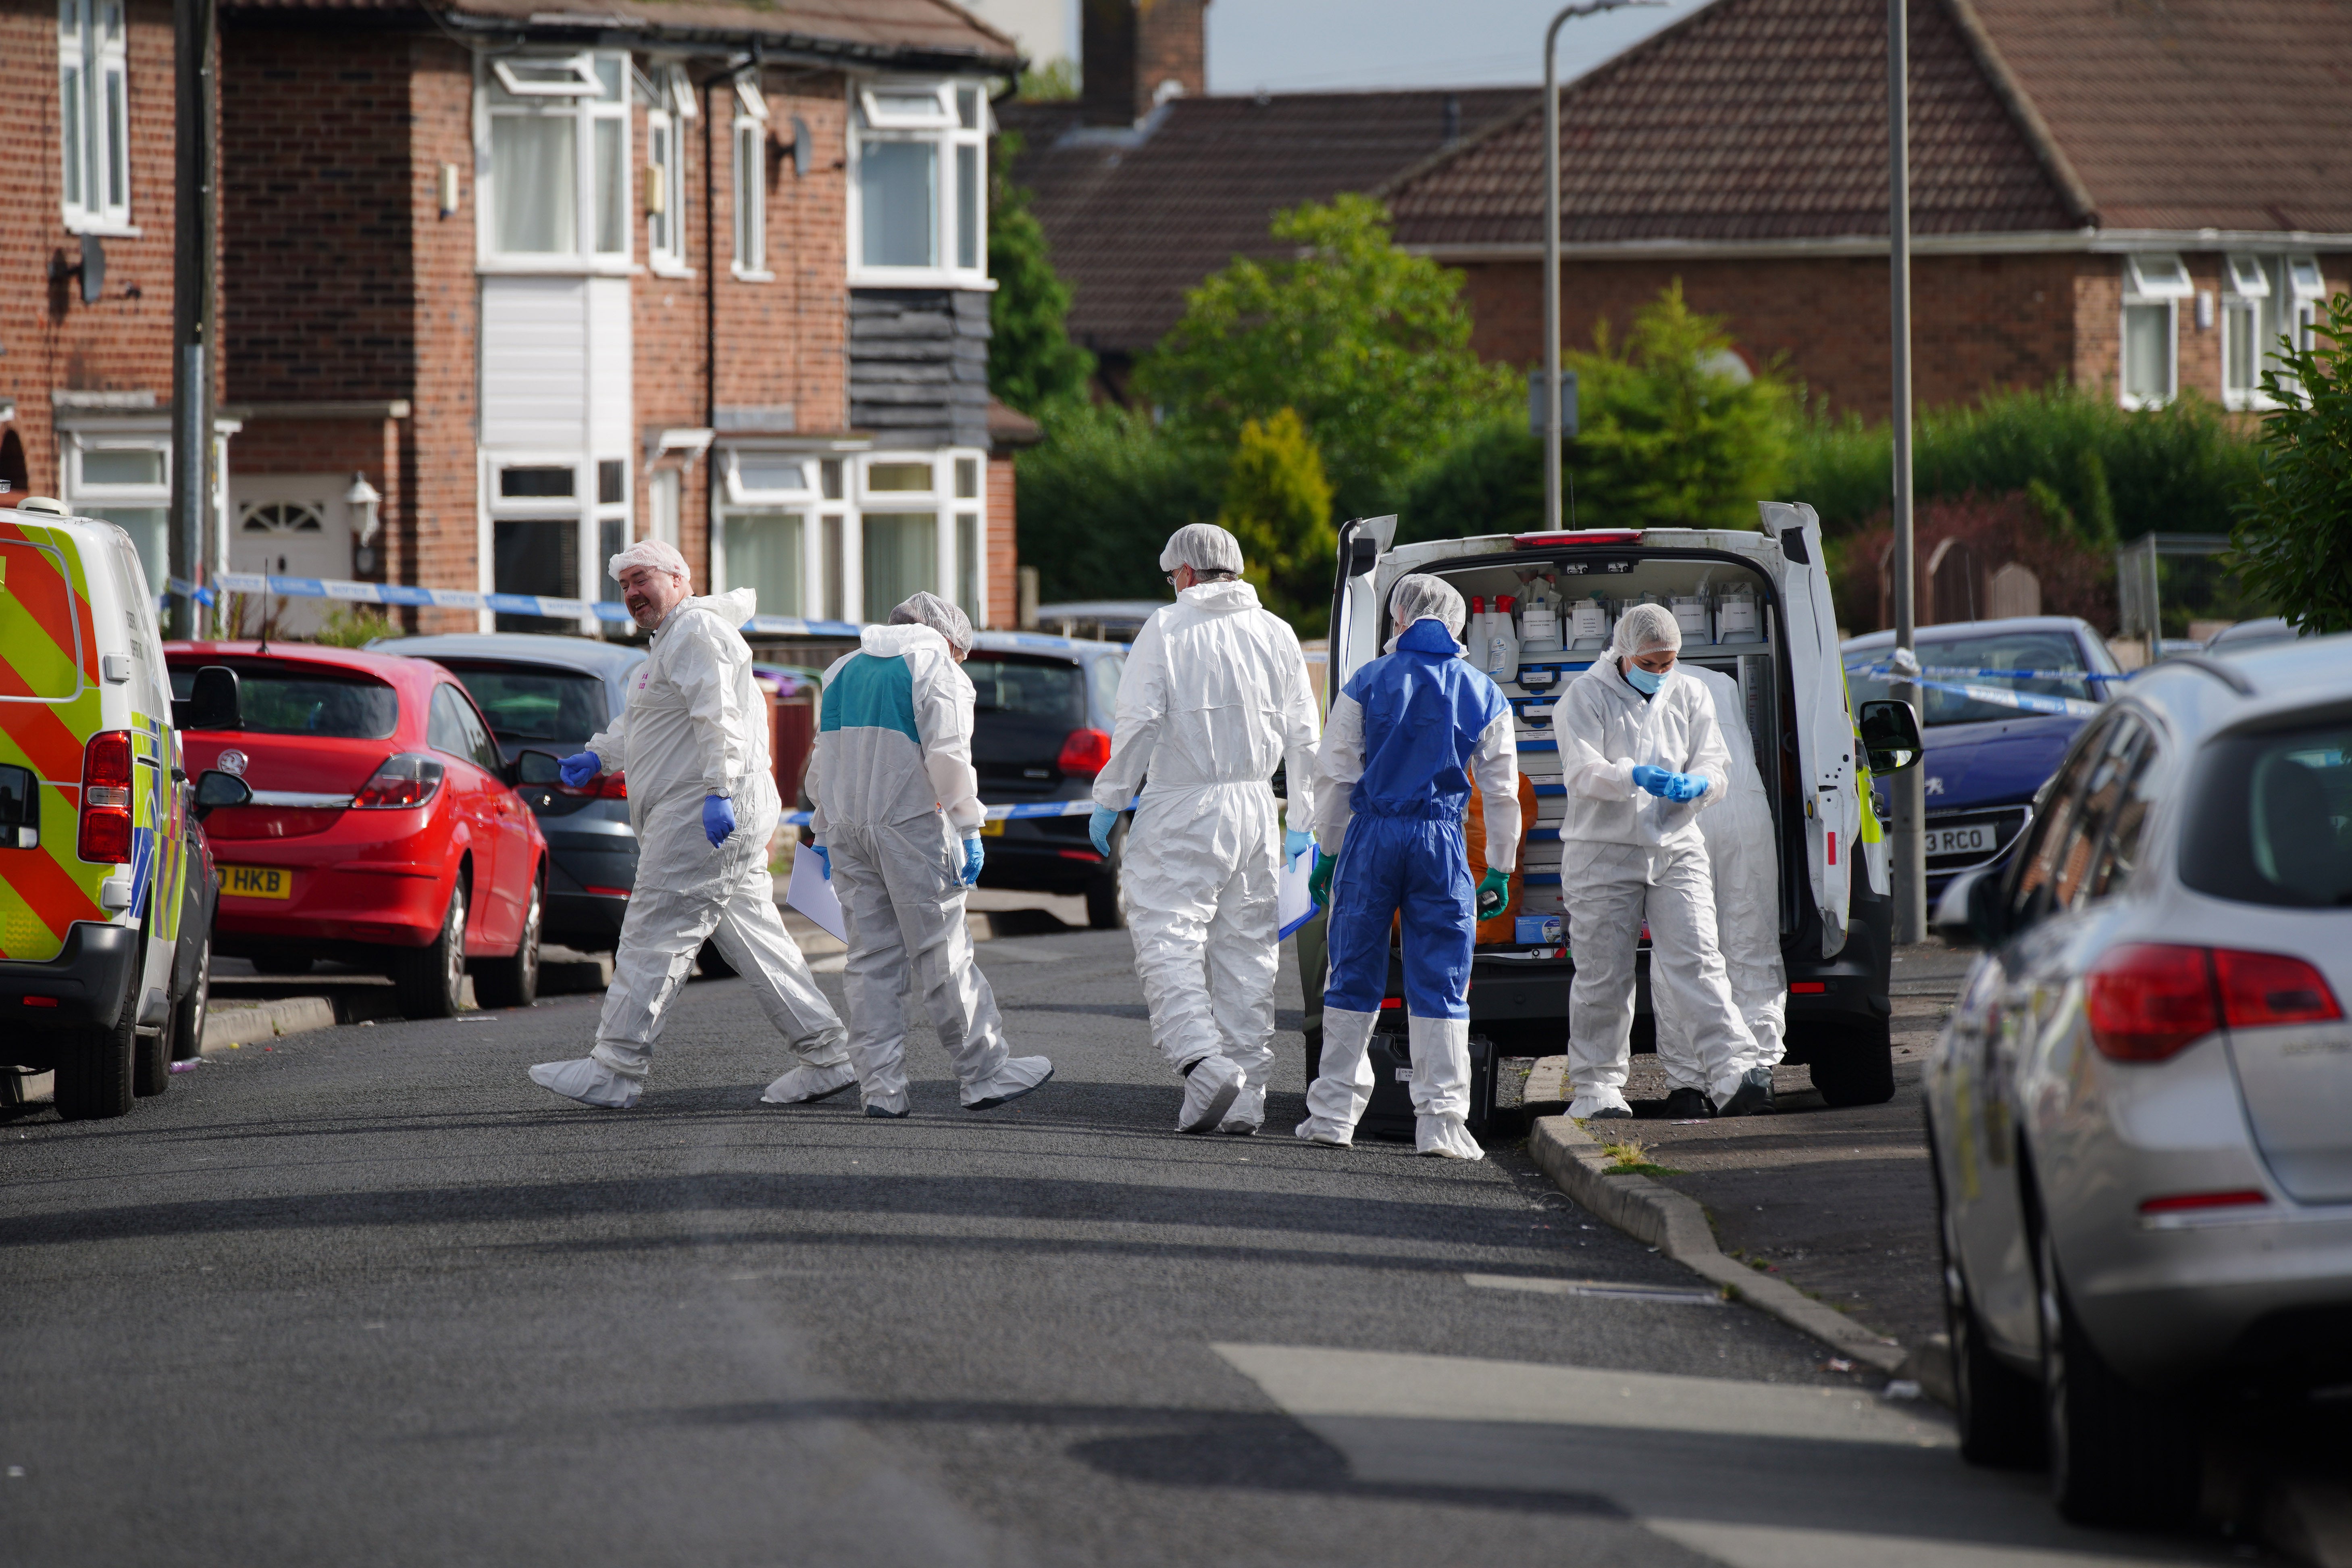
1490,594,1520,683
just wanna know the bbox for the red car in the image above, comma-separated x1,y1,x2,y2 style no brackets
164,642,546,1018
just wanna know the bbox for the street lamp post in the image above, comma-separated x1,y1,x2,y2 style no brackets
1887,0,1926,943
1544,0,1664,531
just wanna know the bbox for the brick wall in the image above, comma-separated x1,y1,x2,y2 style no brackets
403,36,479,630
0,0,179,494
1454,250,2087,420
1135,0,1208,107
986,451,1015,629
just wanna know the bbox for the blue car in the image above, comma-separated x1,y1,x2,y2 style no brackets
1843,616,2121,901
370,632,648,952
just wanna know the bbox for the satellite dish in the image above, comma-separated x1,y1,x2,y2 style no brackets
79,233,104,305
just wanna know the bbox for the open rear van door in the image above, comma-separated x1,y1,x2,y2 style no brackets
1760,501,1860,958
1327,514,1398,704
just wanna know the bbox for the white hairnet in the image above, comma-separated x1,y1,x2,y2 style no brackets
888,590,976,656
1613,600,1682,659
1158,523,1245,578
609,537,691,584
1388,574,1466,637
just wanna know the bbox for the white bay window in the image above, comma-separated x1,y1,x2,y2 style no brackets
849,80,987,284
483,53,631,265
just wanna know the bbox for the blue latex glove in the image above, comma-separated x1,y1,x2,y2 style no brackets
1662,772,1709,804
960,835,985,887
1630,764,1674,797
1284,828,1314,866
1088,806,1120,857
811,845,831,881
1476,868,1511,921
702,794,736,847
558,751,601,789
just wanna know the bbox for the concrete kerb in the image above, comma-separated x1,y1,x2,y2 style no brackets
200,997,340,1055
1526,1110,1915,1377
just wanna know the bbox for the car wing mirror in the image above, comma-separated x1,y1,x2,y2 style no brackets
512,749,564,787
1858,698,1923,773
193,768,252,821
175,665,242,732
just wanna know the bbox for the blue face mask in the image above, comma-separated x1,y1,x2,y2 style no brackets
1624,662,1665,695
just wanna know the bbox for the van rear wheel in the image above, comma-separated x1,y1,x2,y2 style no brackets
56,947,139,1121
1809,1020,1895,1106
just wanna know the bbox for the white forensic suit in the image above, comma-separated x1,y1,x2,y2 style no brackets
1091,579,1321,1132
1650,664,1786,1083
808,623,1049,1117
578,587,851,1096
1556,655,1760,1109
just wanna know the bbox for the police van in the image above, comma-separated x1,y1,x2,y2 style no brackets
0,500,228,1120
1328,502,1923,1107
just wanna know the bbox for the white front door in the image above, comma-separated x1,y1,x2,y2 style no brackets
230,474,351,637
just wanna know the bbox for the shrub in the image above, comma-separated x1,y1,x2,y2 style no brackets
1011,402,1223,604
2232,293,2352,635
1218,408,1335,635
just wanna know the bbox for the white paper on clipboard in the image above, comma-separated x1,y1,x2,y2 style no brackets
1278,838,1318,939
786,847,849,943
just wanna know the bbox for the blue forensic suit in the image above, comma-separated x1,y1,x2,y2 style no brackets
1297,616,1520,1157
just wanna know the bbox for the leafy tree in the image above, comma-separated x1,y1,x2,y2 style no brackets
1562,283,1793,531
988,133,1095,416
2232,293,2352,634
1011,402,1224,604
1218,409,1336,634
1135,194,1517,520
1015,57,1080,100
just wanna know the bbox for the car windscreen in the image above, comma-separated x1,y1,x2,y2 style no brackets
1844,631,2096,727
169,662,399,739
966,658,1086,725
426,660,609,749
2180,719,2352,909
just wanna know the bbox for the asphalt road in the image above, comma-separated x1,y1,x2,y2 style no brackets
3,925,2248,1568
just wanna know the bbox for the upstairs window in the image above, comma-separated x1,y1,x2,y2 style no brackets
484,52,630,263
645,66,693,273
850,80,986,282
732,77,768,277
2223,254,2329,410
59,0,129,231
2119,254,2190,410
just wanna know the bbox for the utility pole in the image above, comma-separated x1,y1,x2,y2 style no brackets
168,0,219,638
1543,0,1661,530
1887,0,1926,943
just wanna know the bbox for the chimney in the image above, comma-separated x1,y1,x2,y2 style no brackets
1082,0,1209,127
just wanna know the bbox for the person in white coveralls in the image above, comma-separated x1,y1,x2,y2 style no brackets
528,540,855,1110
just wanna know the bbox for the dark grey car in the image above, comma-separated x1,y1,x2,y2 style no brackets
370,633,646,952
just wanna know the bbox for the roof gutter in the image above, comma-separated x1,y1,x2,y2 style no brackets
427,5,1019,75
1402,227,2352,263
1940,0,2098,228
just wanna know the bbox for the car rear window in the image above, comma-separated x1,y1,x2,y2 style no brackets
427,660,608,748
169,663,399,739
2181,720,2352,909
966,657,1085,725
1845,632,2096,726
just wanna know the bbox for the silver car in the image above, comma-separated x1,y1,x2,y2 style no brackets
1925,635,2352,1529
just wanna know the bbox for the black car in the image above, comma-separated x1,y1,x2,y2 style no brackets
370,633,647,952
964,632,1128,928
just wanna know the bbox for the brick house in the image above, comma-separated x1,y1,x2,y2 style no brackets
0,0,224,603
214,0,1025,635
1000,4,1532,398
1381,0,2351,419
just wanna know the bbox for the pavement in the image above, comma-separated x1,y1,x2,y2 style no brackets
0,916,2262,1568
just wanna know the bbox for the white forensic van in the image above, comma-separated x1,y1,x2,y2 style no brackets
1327,502,1923,1106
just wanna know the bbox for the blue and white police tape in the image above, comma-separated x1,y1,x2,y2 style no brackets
779,797,1135,829
1854,662,2128,683
1857,670,2102,718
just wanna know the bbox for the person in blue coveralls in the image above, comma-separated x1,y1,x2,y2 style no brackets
1296,574,1520,1160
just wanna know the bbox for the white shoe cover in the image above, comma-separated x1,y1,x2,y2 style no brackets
863,1088,910,1118
1569,1087,1633,1120
529,1057,641,1109
963,1054,1054,1110
1712,1065,1774,1118
1176,1054,1244,1134
1220,1084,1266,1135
1416,1115,1484,1160
1293,1118,1352,1148
760,1061,858,1105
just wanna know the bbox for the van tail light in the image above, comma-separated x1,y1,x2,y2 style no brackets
2211,949,2342,1029
2087,943,2343,1063
2086,944,2221,1062
1057,727,1113,779
352,752,445,809
77,729,133,863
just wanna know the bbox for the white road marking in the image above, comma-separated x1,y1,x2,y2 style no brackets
1463,1273,1725,1305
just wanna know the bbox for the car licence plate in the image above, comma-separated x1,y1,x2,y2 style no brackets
980,818,1007,837
1927,821,1998,858
223,865,293,900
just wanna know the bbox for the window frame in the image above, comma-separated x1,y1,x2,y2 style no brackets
478,49,633,272
59,0,132,235
846,75,989,287
645,104,687,275
731,84,770,280
2117,254,2188,411
851,450,987,627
